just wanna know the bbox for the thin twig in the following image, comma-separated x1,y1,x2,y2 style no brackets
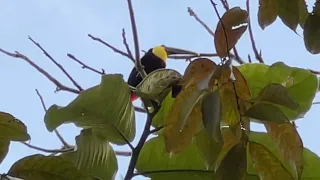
124,101,160,180
126,0,147,79
28,36,83,91
133,169,214,177
134,106,147,113
67,54,105,75
309,69,320,75
122,28,134,62
35,89,71,148
88,34,135,62
168,53,218,59
220,0,229,10
149,126,164,135
248,54,252,63
188,7,215,37
21,142,131,156
246,0,264,63
313,102,320,105
0,48,80,94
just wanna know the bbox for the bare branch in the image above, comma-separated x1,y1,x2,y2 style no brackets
309,69,320,75
67,53,105,75
28,36,83,91
88,34,135,62
21,142,131,156
246,0,264,63
35,89,71,148
0,48,80,94
188,7,215,37
220,0,229,10
134,106,147,113
122,28,134,62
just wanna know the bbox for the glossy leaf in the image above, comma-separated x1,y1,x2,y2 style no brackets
0,112,30,141
0,138,10,164
277,0,299,31
298,0,309,28
214,7,248,58
136,137,214,180
303,13,320,54
196,129,223,169
8,154,91,180
258,0,278,29
238,62,318,120
152,91,176,128
60,129,118,180
249,142,294,180
201,91,222,143
255,83,299,110
265,122,303,179
44,74,135,145
214,140,247,180
244,103,289,123
136,68,182,102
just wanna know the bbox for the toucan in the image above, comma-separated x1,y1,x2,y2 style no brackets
127,45,189,102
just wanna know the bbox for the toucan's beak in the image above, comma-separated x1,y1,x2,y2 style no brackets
163,45,200,56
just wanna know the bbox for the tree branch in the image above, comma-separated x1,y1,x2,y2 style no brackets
28,36,83,91
88,34,135,62
35,89,71,148
219,0,229,10
124,101,160,180
67,53,105,75
246,0,264,63
188,7,215,37
0,48,80,94
122,28,134,62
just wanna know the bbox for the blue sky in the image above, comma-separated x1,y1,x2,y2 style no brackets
0,0,319,179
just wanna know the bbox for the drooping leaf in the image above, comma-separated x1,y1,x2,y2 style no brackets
244,103,289,123
0,112,30,141
214,139,247,180
249,142,294,180
265,122,303,179
0,138,10,164
136,136,214,180
201,91,222,143
255,83,299,110
196,129,223,169
214,7,248,58
164,59,216,153
60,129,118,180
44,74,135,145
258,0,278,29
8,154,92,180
277,0,299,31
152,91,176,128
136,68,182,102
238,62,318,120
303,13,320,54
298,0,309,28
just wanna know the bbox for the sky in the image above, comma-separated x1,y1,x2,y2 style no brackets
0,0,319,179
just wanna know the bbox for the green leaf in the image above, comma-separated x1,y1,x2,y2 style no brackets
214,140,247,180
258,0,278,29
152,91,175,128
298,0,309,28
201,91,222,143
255,83,299,110
277,0,299,31
60,129,117,180
44,74,135,145
136,136,214,180
244,103,289,123
0,138,10,164
249,142,294,180
238,62,318,120
8,154,92,180
196,129,223,170
248,131,320,179
136,68,182,102
303,13,320,54
0,112,30,141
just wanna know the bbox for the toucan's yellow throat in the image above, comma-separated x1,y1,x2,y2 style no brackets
152,45,168,62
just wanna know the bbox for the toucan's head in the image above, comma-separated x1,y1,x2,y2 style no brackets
150,45,198,62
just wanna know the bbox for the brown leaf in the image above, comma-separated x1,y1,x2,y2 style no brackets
214,7,248,58
249,142,294,180
258,0,278,30
265,122,303,179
